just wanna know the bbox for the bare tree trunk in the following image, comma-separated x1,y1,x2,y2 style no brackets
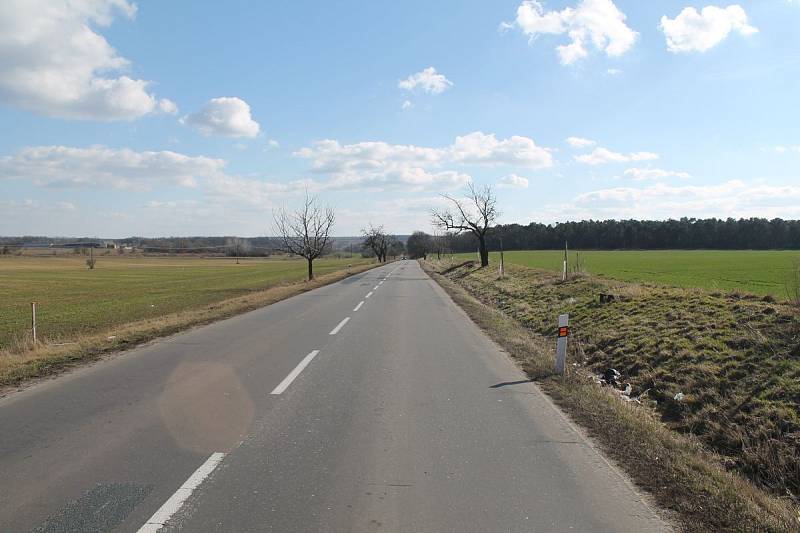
478,237,489,267
307,258,313,280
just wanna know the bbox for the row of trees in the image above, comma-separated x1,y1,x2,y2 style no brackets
361,225,404,262
443,217,800,253
406,232,456,260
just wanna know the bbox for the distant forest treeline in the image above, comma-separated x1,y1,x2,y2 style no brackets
447,218,800,252
4,218,800,252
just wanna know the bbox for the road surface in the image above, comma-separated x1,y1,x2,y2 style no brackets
0,261,669,532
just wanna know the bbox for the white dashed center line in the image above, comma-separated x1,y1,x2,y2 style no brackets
365,291,374,299
353,301,364,312
270,350,320,395
329,317,350,335
137,452,226,532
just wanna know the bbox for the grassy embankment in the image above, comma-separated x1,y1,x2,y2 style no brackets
455,250,800,297
424,258,799,532
0,255,375,388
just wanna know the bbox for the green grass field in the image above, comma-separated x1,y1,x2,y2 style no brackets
0,255,370,350
456,250,800,297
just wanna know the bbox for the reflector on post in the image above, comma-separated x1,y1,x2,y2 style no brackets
555,314,569,375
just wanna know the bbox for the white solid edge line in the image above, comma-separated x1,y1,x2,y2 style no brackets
329,317,350,335
270,350,320,395
365,291,374,299
353,301,364,312
137,452,226,532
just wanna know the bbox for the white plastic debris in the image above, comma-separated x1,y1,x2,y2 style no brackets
674,392,685,401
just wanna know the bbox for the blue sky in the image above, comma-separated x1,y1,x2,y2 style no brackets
1,0,799,237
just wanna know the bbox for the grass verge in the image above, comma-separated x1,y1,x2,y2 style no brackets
422,260,799,533
0,262,381,392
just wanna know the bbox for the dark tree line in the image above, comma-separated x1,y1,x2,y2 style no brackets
442,218,800,252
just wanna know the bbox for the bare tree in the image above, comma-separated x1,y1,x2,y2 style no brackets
406,231,432,259
226,237,250,264
431,183,498,267
388,238,405,259
362,224,390,262
274,194,336,280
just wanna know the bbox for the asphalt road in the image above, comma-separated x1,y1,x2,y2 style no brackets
0,260,669,532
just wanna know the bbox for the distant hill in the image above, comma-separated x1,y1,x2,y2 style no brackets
0,235,411,254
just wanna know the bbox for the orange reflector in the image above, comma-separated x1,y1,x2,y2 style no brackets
558,326,570,338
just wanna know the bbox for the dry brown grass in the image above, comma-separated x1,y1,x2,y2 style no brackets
0,262,382,392
422,260,799,533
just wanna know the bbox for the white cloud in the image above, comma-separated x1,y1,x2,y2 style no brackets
566,136,597,148
402,100,413,110
266,139,280,149
606,68,622,75
0,145,225,190
449,132,554,168
623,168,691,181
0,0,173,120
660,5,758,53
158,99,179,114
507,0,638,65
398,67,453,94
294,139,470,192
498,174,530,189
539,180,800,221
294,132,553,192
773,145,800,154
182,97,261,138
296,139,443,174
204,174,313,208
575,146,659,165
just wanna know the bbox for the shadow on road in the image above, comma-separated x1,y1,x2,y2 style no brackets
489,379,532,389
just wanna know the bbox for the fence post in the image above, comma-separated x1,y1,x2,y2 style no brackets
31,302,37,344
555,313,569,375
499,236,505,278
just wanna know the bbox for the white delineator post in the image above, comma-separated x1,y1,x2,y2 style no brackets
31,302,37,344
555,313,569,375
499,241,505,278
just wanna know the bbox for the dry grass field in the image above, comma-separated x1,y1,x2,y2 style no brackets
0,254,375,387
0,254,369,350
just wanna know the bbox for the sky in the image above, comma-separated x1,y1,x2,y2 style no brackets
1,0,799,237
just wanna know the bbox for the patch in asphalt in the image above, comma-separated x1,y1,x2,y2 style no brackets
31,482,152,533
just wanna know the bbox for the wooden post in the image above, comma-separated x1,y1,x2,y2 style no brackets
31,302,37,344
499,235,505,278
555,313,569,375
